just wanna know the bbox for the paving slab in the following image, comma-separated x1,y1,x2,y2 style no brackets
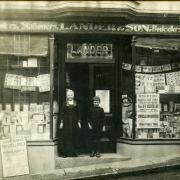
55,153,131,169
1,154,180,180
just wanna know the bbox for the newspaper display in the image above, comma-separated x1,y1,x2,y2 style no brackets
4,73,50,92
137,94,160,129
0,136,29,177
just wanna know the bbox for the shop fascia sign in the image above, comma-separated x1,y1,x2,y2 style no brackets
1,21,180,34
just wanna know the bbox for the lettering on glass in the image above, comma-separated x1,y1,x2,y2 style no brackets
67,43,113,59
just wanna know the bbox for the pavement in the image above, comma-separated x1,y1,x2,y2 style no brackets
1,154,180,180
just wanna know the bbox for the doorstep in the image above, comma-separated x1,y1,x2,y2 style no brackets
55,153,131,169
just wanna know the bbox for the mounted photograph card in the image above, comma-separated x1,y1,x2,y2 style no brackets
166,72,176,85
144,74,155,93
33,113,45,123
23,104,29,112
0,136,29,177
5,104,11,112
30,103,38,113
20,76,27,86
135,65,142,72
153,74,166,90
142,66,152,73
37,104,43,113
122,63,132,70
27,57,38,67
162,64,171,71
95,90,110,113
37,124,45,133
171,63,180,70
4,74,21,90
152,66,162,73
22,61,28,67
20,112,29,131
2,125,10,137
20,77,37,92
174,71,180,86
43,102,50,113
14,104,20,112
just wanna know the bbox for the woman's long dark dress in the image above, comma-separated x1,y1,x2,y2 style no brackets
61,102,80,156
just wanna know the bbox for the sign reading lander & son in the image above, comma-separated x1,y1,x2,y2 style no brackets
1,21,180,35
67,43,113,60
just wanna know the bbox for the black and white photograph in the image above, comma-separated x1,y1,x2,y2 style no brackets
0,1,180,180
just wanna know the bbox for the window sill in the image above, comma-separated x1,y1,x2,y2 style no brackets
27,138,58,146
117,138,180,145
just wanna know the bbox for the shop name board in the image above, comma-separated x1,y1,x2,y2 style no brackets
1,21,180,34
67,43,113,59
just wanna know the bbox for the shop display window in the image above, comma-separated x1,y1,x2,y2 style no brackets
122,37,180,140
0,34,51,141
135,38,180,139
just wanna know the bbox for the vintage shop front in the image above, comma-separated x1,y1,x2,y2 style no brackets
0,21,180,175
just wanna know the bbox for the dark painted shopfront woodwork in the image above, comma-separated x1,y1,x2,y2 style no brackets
56,34,132,153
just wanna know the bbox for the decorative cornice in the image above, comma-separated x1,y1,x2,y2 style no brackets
0,1,179,24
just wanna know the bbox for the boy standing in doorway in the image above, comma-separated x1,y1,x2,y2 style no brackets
88,96,106,158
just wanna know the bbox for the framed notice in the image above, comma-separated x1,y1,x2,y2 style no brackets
95,90,110,113
0,136,29,177
136,94,160,129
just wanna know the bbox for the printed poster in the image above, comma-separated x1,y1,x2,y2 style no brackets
137,94,160,129
0,136,29,177
37,74,50,92
95,90,110,113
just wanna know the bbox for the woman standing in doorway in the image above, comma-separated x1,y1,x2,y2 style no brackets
59,89,81,157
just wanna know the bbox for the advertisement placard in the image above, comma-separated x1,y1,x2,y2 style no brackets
137,94,160,129
0,136,29,177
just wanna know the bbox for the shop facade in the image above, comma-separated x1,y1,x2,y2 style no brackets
0,1,180,176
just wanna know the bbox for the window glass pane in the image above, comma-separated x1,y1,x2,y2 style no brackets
121,39,134,139
135,41,180,139
0,35,50,141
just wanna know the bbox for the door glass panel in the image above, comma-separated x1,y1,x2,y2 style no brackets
92,65,114,141
93,66,113,114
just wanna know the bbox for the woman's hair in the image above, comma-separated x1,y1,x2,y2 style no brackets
66,89,74,95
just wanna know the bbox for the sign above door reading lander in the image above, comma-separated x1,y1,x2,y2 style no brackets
67,43,113,59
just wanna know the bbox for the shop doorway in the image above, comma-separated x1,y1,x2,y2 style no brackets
65,63,116,154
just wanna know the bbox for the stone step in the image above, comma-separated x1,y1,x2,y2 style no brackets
55,153,131,169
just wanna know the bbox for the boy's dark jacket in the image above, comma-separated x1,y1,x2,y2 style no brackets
87,106,105,130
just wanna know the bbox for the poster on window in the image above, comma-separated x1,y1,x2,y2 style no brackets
137,94,160,129
37,74,50,92
95,90,110,113
0,136,29,177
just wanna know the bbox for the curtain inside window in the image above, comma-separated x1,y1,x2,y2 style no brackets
0,34,48,56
